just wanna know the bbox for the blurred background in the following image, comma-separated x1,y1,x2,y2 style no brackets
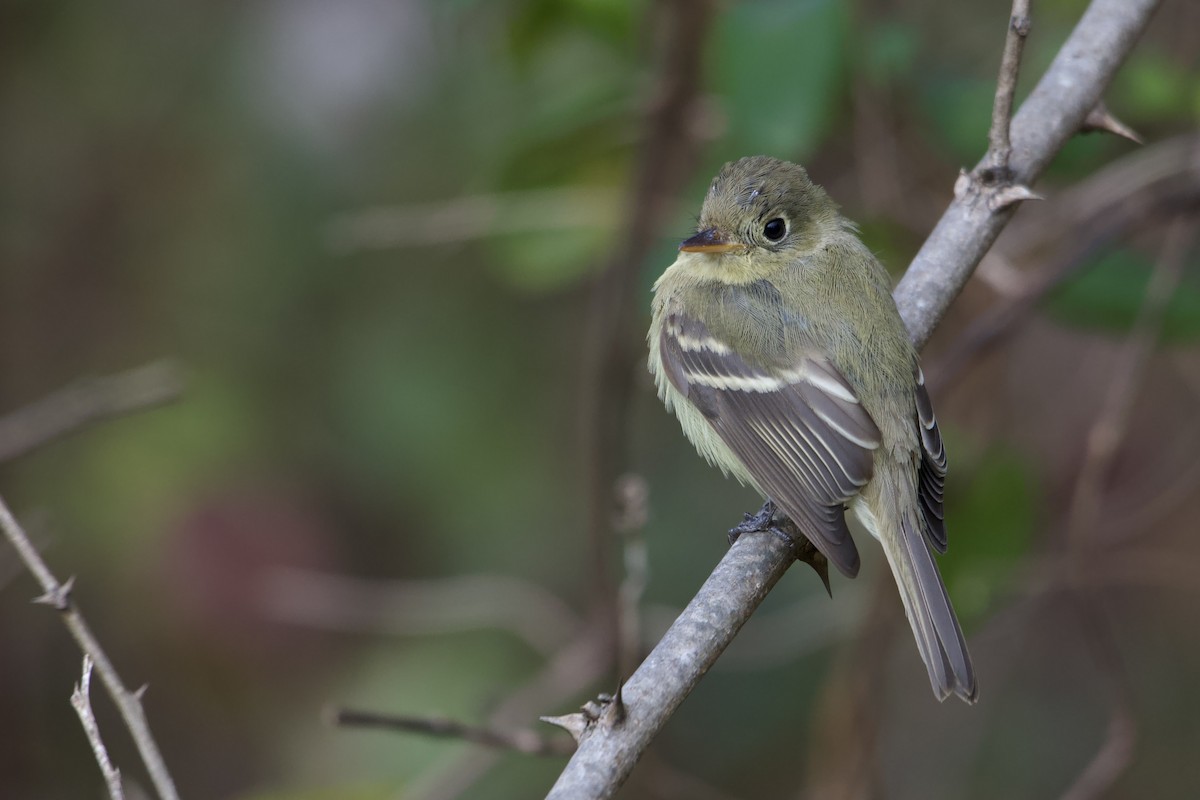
1,0,1198,798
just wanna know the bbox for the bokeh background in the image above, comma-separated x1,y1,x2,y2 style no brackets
2,0,1199,798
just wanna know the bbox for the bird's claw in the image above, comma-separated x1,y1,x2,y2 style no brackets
726,499,832,596
727,500,778,545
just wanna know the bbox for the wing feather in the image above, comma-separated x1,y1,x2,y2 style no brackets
660,311,882,577
914,366,948,553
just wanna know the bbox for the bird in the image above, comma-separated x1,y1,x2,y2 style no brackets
647,155,977,703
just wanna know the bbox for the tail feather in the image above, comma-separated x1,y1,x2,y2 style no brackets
880,511,977,703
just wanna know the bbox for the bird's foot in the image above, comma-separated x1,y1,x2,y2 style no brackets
727,499,832,597
727,499,782,545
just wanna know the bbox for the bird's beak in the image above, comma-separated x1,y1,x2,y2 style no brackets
679,228,742,254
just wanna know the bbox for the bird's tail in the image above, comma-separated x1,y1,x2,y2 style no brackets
872,501,977,703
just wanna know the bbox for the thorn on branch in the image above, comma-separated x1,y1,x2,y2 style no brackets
32,575,75,611
541,712,592,744
71,655,125,800
603,682,627,728
988,184,1044,211
0,496,181,800
541,687,628,745
1081,103,1143,144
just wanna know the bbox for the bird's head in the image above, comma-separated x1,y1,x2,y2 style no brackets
680,156,839,262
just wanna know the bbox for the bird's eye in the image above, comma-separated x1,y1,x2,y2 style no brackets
763,218,787,241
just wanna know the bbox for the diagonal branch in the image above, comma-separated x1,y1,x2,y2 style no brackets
0,497,180,800
0,360,184,465
547,0,1162,796
894,0,1162,349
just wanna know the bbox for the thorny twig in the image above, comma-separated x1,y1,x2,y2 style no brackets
0,497,180,800
329,707,574,757
71,655,125,800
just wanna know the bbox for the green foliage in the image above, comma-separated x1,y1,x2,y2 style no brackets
1046,248,1200,343
861,20,920,86
713,0,848,157
941,444,1038,621
1112,50,1200,126
505,0,640,61
918,73,995,162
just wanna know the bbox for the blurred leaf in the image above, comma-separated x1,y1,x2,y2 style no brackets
487,224,609,292
917,73,993,162
59,373,267,555
941,445,1037,620
713,0,848,156
862,20,920,86
1111,50,1198,125
1045,248,1200,343
507,0,639,62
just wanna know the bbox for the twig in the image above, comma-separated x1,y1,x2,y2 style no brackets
258,568,579,657
577,0,715,667
931,132,1200,388
71,655,125,800
545,532,796,800
404,627,610,800
548,0,1163,795
894,0,1163,349
328,707,575,757
0,497,180,800
986,0,1034,177
0,359,184,464
614,474,650,680
1058,218,1192,800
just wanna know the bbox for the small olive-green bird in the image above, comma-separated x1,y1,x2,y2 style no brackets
648,155,976,703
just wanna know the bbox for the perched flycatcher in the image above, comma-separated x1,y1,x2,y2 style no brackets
648,155,976,702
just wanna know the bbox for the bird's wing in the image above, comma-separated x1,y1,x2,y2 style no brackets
660,311,881,577
914,366,948,553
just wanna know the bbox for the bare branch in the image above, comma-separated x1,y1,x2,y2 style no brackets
0,497,180,800
986,0,1034,175
0,360,184,464
895,0,1162,350
614,474,651,680
258,568,580,657
71,655,125,800
545,532,796,799
548,0,1163,796
578,0,716,667
930,131,1200,389
328,707,575,757
405,628,610,800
